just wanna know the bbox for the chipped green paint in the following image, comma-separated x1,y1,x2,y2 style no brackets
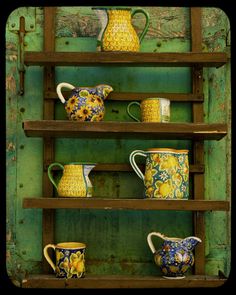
6,6,231,284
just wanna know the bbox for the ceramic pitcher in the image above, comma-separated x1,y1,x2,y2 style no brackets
56,82,113,121
129,148,189,199
147,232,201,279
48,162,96,197
101,7,150,52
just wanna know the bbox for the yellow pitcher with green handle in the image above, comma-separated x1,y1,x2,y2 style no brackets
48,162,96,197
101,7,150,52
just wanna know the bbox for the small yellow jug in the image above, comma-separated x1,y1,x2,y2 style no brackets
48,162,96,197
101,7,150,52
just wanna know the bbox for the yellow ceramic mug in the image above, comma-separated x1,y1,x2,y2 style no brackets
127,98,170,122
43,242,86,278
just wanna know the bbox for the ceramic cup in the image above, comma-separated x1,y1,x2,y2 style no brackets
127,98,170,122
43,242,86,278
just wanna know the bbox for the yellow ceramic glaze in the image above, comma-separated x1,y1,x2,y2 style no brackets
141,98,170,122
48,162,96,198
58,165,86,197
127,98,170,122
102,8,149,52
130,148,189,199
43,242,86,278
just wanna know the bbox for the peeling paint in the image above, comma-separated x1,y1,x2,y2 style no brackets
6,231,12,242
6,74,16,93
6,142,16,152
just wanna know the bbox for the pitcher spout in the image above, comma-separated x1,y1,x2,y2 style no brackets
84,163,96,176
182,236,202,251
96,84,113,100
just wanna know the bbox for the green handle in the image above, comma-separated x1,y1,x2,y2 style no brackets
48,162,64,190
131,8,150,43
127,101,141,122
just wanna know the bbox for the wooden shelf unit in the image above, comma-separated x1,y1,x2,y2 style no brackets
20,7,230,288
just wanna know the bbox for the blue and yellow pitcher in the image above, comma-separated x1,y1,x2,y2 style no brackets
147,232,201,279
56,82,113,121
129,148,189,199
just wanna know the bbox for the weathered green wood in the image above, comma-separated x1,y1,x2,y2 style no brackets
6,6,231,286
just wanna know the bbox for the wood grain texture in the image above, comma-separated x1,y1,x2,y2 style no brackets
24,51,228,67
21,274,227,288
191,7,205,275
42,7,56,273
22,198,230,211
23,120,227,140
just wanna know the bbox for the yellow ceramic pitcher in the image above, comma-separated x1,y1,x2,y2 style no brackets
48,162,96,197
101,7,150,52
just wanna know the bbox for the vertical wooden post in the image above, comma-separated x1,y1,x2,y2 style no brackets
42,7,56,273
191,7,205,275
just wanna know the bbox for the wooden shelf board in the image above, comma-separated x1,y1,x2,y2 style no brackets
24,51,228,67
23,198,230,211
22,274,227,288
23,121,227,140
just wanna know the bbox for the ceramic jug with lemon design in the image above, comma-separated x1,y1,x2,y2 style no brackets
129,148,189,199
56,82,113,121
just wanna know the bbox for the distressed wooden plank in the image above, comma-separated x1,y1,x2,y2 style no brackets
24,51,228,67
45,90,204,102
22,274,227,288
23,121,227,140
42,7,56,273
191,7,205,275
22,198,230,211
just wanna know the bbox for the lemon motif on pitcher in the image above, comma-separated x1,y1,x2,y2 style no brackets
130,148,189,199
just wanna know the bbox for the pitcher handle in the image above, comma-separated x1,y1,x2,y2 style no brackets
48,162,64,190
56,82,75,104
147,232,166,254
127,102,141,122
131,8,150,43
129,150,147,180
43,244,56,272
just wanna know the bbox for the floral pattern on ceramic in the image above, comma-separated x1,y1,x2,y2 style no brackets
48,162,96,197
127,98,170,122
129,148,189,199
43,242,86,278
147,232,201,279
101,8,150,52
56,82,113,121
